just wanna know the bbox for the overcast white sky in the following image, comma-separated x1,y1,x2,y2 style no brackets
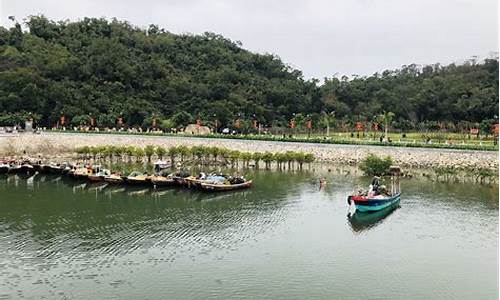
0,0,498,79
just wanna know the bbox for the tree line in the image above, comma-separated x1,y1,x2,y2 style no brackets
0,16,498,132
75,145,315,170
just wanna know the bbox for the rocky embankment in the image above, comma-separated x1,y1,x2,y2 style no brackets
0,132,498,171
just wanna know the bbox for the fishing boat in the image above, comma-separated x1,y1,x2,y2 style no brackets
33,162,44,173
8,162,34,175
188,173,252,192
199,180,252,192
43,163,64,174
0,161,10,174
104,173,124,184
61,164,75,175
149,166,175,187
73,166,93,180
88,168,111,182
184,176,203,188
124,171,150,186
171,170,192,186
347,166,401,213
348,202,400,233
153,161,171,173
150,174,175,187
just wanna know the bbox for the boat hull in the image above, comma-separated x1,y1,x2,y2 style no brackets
104,177,124,184
151,178,175,187
348,193,401,212
199,180,252,192
88,175,105,182
125,178,150,186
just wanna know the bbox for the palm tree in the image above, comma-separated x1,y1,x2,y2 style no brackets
168,146,179,165
191,145,205,162
113,146,124,162
285,151,295,169
218,148,230,165
75,146,90,160
240,152,253,167
377,111,395,141
177,145,190,162
252,152,263,169
262,152,274,169
90,146,99,162
155,146,166,160
133,147,145,163
144,145,155,162
304,153,315,168
277,153,288,169
294,152,306,170
229,150,241,167
125,146,135,162
208,146,220,162
321,111,335,136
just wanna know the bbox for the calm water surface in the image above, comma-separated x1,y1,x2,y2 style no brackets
0,171,498,299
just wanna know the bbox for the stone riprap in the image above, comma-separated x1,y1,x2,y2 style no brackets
0,132,497,171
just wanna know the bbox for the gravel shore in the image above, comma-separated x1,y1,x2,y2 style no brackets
0,132,498,171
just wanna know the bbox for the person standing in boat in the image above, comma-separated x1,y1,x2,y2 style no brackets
368,176,381,197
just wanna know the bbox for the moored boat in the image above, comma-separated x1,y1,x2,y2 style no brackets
124,171,150,186
104,173,124,184
199,180,252,192
150,175,175,187
73,166,93,180
171,170,192,186
188,173,252,192
88,168,111,182
0,161,10,174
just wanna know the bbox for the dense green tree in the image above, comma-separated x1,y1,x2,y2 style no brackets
0,16,497,130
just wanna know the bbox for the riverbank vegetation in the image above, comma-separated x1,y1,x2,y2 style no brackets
0,16,498,136
357,153,497,185
75,145,315,170
358,154,393,176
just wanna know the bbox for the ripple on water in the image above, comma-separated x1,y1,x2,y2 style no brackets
0,173,497,299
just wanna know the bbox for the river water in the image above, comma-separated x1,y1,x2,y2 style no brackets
0,170,497,299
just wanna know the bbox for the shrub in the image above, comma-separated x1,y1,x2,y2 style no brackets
358,154,393,176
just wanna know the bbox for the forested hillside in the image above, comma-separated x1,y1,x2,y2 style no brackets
0,16,497,130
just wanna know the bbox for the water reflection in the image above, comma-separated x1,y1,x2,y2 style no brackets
0,171,306,256
347,203,400,233
0,170,498,300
